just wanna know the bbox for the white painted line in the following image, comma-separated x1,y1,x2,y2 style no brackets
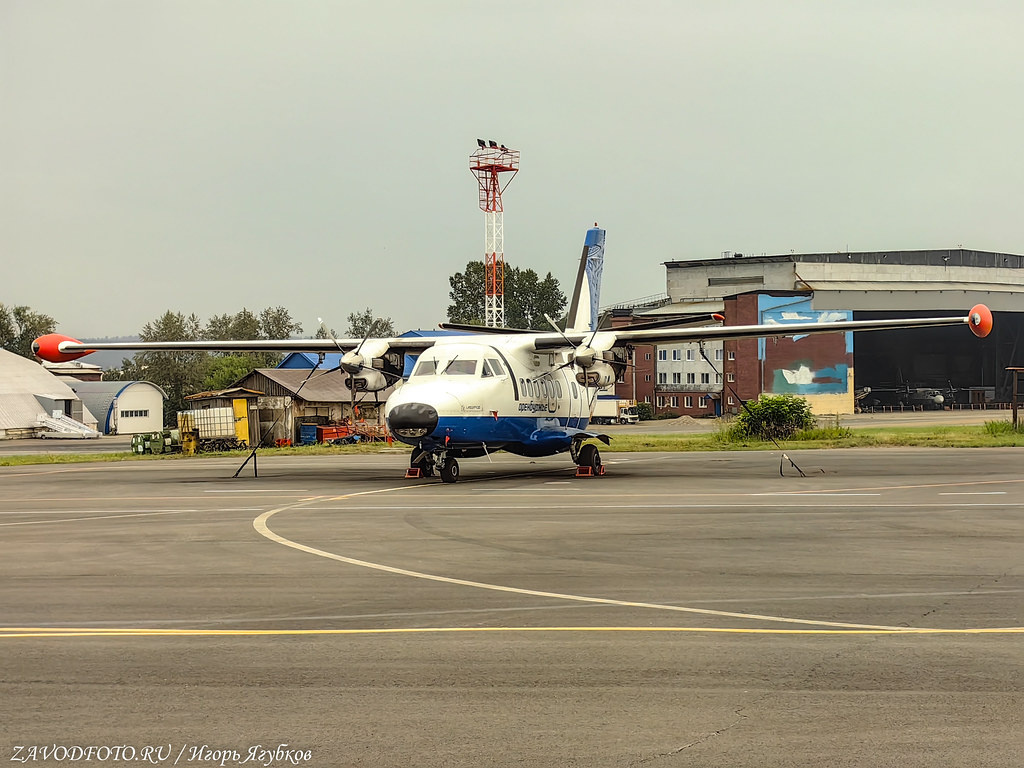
0,511,186,527
204,489,309,493
755,493,882,497
938,492,1007,496
0,509,197,515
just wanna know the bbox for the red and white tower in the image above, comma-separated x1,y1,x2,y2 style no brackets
470,140,519,327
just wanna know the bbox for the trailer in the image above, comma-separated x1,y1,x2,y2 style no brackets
591,396,639,425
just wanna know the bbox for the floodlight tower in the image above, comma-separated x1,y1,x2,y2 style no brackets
470,140,519,327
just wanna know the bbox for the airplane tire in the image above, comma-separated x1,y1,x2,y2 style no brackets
410,450,434,477
440,458,460,484
577,443,601,472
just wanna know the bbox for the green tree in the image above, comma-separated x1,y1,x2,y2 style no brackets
203,355,262,392
447,262,566,330
204,306,303,370
260,306,303,340
107,311,208,425
0,303,57,359
346,308,396,338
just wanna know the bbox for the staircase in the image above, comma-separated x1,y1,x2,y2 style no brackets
37,412,101,439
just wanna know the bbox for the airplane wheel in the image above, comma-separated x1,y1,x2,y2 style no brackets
410,451,434,477
440,458,460,484
577,443,601,472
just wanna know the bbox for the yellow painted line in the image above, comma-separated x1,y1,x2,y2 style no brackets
3,625,1024,638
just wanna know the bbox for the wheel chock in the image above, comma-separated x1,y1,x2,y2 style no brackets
404,467,423,479
575,465,606,478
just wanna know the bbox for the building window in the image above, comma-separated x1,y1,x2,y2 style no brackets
715,349,723,361
727,372,735,383
644,395,651,404
715,373,722,384
645,374,652,382
120,409,149,418
670,396,678,407
687,373,695,384
728,396,735,405
657,396,666,408
672,349,681,361
698,396,707,408
658,349,667,361
672,372,681,384
686,349,695,361
728,351,736,361
701,373,710,384
684,396,693,408
658,372,667,384
645,352,652,360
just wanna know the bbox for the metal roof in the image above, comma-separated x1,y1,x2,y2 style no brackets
238,369,398,403
68,381,167,434
0,349,82,431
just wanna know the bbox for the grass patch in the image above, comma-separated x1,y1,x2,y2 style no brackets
5,424,1024,467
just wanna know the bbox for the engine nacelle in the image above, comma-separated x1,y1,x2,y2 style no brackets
575,361,616,389
345,370,389,392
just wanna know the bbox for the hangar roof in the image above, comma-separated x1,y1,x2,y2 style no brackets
665,248,1024,270
0,349,82,431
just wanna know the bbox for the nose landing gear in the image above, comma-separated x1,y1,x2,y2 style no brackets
406,448,460,483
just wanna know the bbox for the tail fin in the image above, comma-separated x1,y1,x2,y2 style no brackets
565,225,606,332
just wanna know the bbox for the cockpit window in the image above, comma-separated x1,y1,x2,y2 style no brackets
485,359,505,377
443,359,478,376
412,359,438,376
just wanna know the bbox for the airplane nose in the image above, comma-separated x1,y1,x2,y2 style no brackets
387,402,439,439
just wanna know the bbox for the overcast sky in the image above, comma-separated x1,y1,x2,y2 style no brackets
3,1,1023,339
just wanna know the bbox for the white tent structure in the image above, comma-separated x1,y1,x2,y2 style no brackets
0,349,99,439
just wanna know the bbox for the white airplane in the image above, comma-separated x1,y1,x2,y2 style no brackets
34,226,993,483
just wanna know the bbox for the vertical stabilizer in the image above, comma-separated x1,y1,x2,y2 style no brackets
565,226,606,332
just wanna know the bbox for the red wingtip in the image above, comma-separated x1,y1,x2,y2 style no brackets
712,313,725,322
968,304,993,338
32,334,95,363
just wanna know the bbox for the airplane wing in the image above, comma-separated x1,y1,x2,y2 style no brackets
531,304,993,350
32,334,441,363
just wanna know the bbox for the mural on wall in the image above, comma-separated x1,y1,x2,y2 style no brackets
758,295,852,395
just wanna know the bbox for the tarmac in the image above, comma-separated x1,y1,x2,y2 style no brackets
1,446,1022,766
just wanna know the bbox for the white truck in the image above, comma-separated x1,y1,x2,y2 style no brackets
591,396,639,425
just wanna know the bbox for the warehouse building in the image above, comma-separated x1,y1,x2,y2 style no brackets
231,368,398,444
611,248,1024,416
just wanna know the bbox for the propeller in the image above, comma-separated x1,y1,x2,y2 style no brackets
317,318,403,424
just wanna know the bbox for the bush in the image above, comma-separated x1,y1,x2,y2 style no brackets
984,420,1024,435
635,402,653,421
728,394,816,441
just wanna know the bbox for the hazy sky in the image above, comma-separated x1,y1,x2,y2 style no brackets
3,1,1023,339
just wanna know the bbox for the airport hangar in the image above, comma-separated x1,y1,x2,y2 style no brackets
611,248,1024,416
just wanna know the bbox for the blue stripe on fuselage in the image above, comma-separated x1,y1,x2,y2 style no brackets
391,415,591,452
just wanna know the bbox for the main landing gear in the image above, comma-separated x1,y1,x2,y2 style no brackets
407,449,460,483
571,441,605,478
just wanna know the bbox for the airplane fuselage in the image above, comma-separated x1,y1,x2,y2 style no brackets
385,338,602,458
